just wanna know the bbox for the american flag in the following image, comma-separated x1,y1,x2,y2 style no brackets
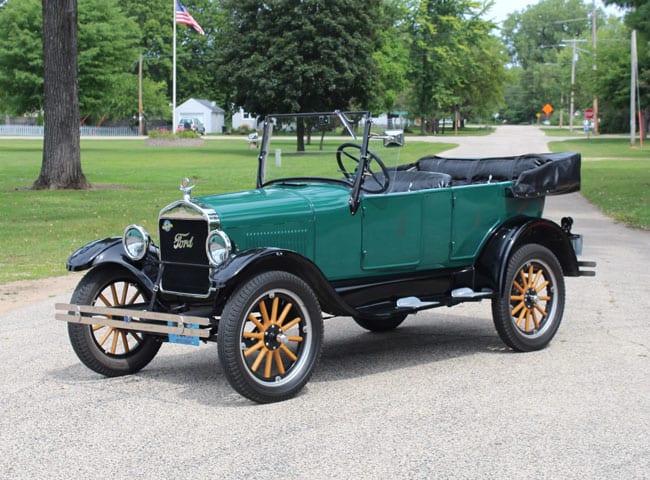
175,0,205,35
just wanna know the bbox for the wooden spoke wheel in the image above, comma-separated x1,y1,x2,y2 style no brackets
218,271,323,403
492,244,565,351
67,268,161,376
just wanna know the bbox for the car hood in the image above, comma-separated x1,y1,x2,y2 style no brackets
194,183,350,255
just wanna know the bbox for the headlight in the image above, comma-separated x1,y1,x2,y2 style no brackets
123,225,150,261
206,230,231,266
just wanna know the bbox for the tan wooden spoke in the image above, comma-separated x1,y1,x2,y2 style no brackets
509,263,552,333
243,294,304,379
92,281,144,355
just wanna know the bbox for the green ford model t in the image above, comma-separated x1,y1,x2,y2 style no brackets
56,111,596,403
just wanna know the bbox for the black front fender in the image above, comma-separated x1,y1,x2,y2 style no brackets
67,237,122,271
66,237,159,291
476,217,579,294
212,248,356,317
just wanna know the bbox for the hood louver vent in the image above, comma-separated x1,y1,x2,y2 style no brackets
245,229,309,254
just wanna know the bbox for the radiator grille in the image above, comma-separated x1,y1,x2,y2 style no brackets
159,218,210,295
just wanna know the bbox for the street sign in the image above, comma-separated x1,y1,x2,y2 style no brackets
542,103,554,116
584,108,594,119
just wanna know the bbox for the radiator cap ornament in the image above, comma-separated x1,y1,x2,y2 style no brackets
180,177,195,201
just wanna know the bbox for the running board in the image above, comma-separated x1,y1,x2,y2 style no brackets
451,288,494,299
55,303,211,339
396,297,440,309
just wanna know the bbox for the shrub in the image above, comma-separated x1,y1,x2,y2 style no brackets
148,128,200,139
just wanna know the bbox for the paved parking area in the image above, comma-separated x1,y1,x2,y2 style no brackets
1,126,648,479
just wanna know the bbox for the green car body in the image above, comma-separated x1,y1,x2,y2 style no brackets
199,181,544,279
57,111,595,403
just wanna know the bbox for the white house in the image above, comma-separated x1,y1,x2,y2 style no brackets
174,98,225,134
231,107,258,132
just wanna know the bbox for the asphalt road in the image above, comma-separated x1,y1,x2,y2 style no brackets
1,125,648,479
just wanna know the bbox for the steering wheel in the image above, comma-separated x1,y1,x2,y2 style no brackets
336,143,390,193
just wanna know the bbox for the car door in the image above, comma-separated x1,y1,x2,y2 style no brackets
360,189,452,272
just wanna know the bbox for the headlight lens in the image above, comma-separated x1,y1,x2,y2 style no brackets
206,230,231,266
123,225,150,261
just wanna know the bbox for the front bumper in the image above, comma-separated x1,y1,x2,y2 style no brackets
55,303,212,340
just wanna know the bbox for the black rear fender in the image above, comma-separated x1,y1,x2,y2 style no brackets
476,217,579,294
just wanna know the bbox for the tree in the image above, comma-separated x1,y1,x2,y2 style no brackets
605,0,650,37
406,0,504,132
0,0,142,123
604,0,650,137
120,0,224,107
369,0,411,113
592,17,633,132
76,1,140,122
34,0,89,190
215,0,384,115
0,0,43,115
501,0,594,124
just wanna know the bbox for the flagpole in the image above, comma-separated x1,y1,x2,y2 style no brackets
172,0,177,132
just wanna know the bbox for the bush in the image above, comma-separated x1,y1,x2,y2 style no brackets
237,124,255,135
148,128,200,139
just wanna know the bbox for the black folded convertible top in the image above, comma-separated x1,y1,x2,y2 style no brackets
415,152,581,198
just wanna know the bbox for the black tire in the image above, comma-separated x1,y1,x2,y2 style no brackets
353,313,408,332
492,244,565,352
67,267,161,377
217,271,323,403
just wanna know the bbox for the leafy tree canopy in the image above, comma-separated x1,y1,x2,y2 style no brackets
501,0,600,124
0,0,146,122
214,0,385,115
406,0,505,130
605,0,650,39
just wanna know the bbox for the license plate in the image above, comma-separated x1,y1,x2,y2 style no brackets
168,322,200,346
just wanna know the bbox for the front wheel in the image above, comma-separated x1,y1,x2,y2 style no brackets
217,271,324,403
491,244,565,351
67,267,161,376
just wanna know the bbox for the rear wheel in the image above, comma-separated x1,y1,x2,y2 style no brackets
67,267,161,376
492,244,565,351
218,271,323,403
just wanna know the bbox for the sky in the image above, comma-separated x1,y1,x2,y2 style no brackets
485,0,624,25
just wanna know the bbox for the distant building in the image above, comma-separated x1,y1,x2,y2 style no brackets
174,98,225,134
231,107,258,132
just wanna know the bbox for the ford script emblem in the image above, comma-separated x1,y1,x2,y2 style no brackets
173,232,194,249
162,220,174,232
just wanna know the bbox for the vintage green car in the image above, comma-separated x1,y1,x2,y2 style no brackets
56,111,595,403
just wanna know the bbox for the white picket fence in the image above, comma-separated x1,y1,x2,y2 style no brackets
0,125,138,137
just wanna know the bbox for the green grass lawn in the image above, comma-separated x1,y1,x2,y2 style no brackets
0,138,455,282
548,138,649,230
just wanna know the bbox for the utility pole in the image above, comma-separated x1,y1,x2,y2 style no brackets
592,1,599,135
569,41,577,131
138,53,143,136
563,39,587,132
631,30,637,146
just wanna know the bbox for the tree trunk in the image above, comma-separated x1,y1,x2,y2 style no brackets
33,0,89,190
296,118,305,152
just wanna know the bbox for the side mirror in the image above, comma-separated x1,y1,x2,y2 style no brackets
383,129,405,148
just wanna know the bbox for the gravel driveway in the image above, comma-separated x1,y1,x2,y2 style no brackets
1,126,648,479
